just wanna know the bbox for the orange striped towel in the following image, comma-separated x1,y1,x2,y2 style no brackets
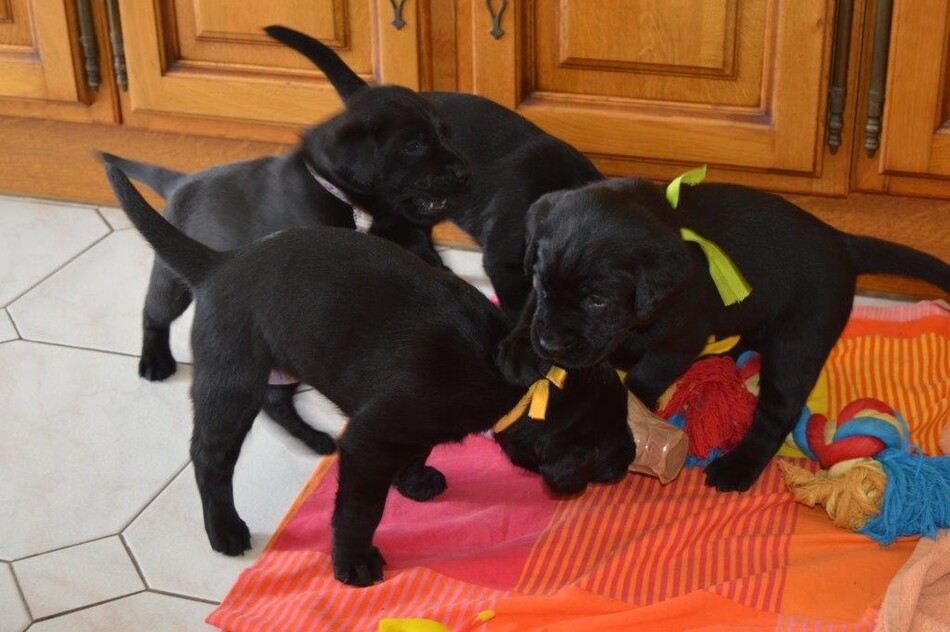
208,300,950,631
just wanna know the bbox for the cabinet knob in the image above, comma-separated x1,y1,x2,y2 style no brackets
826,0,855,155
388,0,408,30
74,0,100,91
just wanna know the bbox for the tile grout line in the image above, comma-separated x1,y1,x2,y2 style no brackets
3,307,22,340
118,459,193,534
7,562,35,625
147,587,220,607
28,589,149,624
10,534,117,564
119,533,150,589
3,229,112,311
5,336,195,366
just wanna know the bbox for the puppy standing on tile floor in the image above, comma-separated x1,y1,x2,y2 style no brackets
497,177,950,493
266,25,602,321
103,165,634,586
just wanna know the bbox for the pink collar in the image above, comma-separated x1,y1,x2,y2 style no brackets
304,159,372,233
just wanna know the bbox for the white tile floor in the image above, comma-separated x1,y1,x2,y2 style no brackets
1,194,908,631
0,194,492,631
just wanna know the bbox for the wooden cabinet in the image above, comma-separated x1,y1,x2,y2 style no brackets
0,0,946,296
466,1,832,178
0,0,114,122
118,0,424,141
853,0,950,198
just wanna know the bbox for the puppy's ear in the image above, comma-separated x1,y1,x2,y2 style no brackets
632,238,691,322
523,191,559,277
304,118,376,195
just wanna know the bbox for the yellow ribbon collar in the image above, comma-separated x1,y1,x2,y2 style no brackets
666,166,752,307
493,366,568,434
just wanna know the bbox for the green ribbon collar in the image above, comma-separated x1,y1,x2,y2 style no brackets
665,166,752,306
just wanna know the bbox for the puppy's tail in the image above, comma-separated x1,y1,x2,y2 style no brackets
844,234,950,292
103,164,222,287
263,25,367,101
97,152,187,199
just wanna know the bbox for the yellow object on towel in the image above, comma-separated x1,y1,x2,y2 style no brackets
378,617,451,632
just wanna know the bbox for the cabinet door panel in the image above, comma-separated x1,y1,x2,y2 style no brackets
878,0,950,178
120,0,421,139
469,0,832,175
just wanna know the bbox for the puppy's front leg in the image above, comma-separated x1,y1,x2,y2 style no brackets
495,291,549,387
332,440,430,586
622,348,698,408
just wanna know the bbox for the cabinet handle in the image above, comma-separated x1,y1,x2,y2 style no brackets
104,0,128,90
825,0,854,154
485,0,508,40
388,0,408,30
74,0,100,91
865,0,894,158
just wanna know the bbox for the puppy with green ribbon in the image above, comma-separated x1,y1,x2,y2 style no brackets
496,165,949,493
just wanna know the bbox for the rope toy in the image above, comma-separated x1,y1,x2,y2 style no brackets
657,350,950,544
781,399,950,545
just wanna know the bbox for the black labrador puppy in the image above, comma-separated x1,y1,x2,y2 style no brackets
104,165,634,586
265,25,602,321
497,177,950,493
101,77,468,383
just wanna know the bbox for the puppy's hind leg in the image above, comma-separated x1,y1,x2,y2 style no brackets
704,304,851,492
140,259,192,381
262,384,336,454
393,446,446,501
191,368,268,556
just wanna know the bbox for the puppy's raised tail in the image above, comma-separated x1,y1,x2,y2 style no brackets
263,25,367,101
104,164,221,287
98,152,187,199
844,234,950,292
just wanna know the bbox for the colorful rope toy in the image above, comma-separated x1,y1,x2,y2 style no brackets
657,351,950,544
780,399,950,545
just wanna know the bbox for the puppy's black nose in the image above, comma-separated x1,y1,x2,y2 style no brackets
538,332,574,358
445,163,470,186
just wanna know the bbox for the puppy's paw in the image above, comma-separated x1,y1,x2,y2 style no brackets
139,346,177,381
206,515,251,556
704,447,768,492
332,545,385,587
495,335,546,388
395,465,447,502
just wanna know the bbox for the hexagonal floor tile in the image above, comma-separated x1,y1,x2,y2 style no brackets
9,230,193,364
13,537,144,620
0,198,108,307
0,341,192,559
124,390,344,602
0,310,16,342
28,592,215,631
0,562,30,632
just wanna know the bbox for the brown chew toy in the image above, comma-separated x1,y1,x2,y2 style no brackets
626,393,688,484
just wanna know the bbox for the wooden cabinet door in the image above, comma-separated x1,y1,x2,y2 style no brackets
118,0,424,142
0,0,115,122
877,0,950,179
464,0,837,188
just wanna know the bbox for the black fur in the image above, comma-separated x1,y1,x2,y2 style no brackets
104,165,634,586
265,25,602,321
99,77,468,383
497,177,950,492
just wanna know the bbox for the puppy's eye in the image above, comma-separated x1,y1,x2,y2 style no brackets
585,294,608,309
402,139,426,155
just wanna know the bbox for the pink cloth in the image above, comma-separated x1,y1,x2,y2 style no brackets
876,530,950,631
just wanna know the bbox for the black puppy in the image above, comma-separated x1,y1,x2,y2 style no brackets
104,165,634,586
497,177,950,493
101,70,467,383
265,25,602,320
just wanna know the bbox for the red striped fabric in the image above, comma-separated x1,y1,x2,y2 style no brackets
209,301,949,631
